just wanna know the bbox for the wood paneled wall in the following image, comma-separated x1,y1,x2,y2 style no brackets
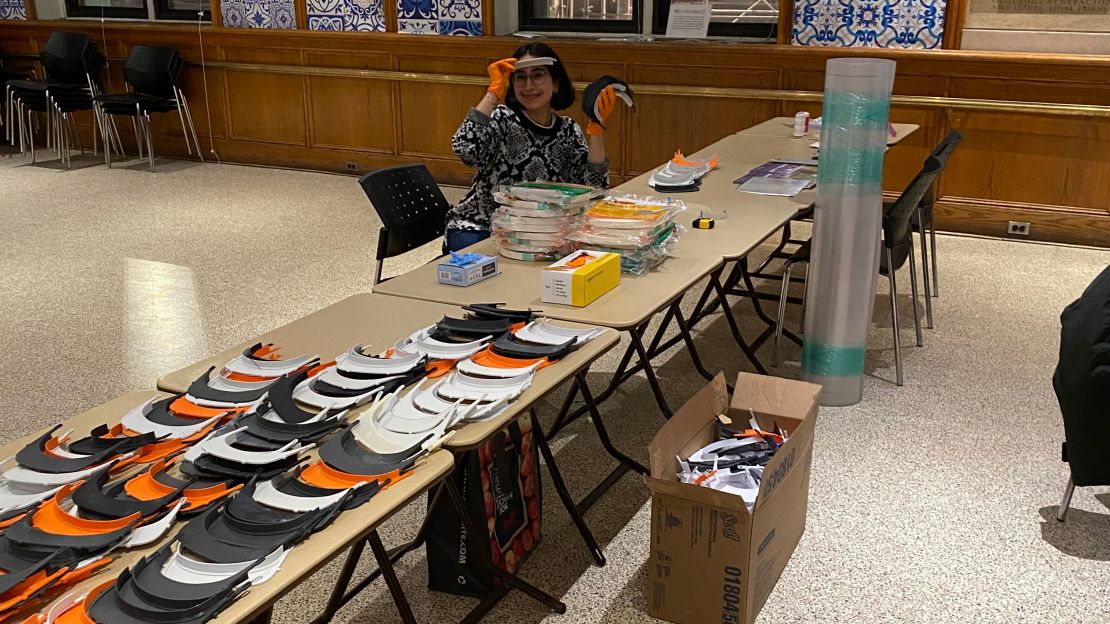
2,22,1109,247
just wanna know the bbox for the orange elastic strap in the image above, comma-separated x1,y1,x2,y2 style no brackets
127,422,216,466
33,484,141,536
469,347,551,370
182,482,242,512
56,557,111,589
299,461,404,489
0,568,69,614
123,459,181,501
250,343,278,359
0,512,27,530
693,470,717,486
425,360,455,379
306,361,336,378
169,397,237,420
733,428,784,445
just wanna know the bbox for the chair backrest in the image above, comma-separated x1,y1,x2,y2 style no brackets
359,163,451,268
41,32,94,84
884,156,943,261
929,130,964,170
125,46,182,98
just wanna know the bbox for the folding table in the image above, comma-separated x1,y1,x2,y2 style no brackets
618,119,921,356
155,292,625,622
0,391,454,624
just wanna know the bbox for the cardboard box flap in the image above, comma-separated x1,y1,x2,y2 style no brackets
731,373,820,426
648,373,729,480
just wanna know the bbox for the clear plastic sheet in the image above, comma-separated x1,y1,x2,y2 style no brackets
801,58,896,407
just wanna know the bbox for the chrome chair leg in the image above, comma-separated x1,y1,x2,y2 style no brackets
173,87,192,156
886,247,903,387
144,112,154,172
907,240,923,347
773,261,797,367
179,92,204,162
917,206,934,329
1056,476,1075,522
929,212,939,297
26,107,35,164
133,106,143,160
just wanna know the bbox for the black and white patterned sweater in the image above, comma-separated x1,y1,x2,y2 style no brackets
448,104,609,232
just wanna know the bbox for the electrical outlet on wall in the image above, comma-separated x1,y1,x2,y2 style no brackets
345,161,358,173
1007,221,1030,236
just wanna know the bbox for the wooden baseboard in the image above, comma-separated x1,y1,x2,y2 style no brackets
934,196,1110,248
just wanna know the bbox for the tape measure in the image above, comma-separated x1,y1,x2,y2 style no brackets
692,217,715,230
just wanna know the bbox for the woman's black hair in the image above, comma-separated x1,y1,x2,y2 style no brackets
505,42,575,112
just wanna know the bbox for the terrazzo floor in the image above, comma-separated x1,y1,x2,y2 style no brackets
1,152,1108,623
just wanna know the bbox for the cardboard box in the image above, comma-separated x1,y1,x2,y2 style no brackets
540,250,620,307
645,373,820,624
437,254,499,287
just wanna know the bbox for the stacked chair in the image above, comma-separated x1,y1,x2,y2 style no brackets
95,45,203,172
0,47,37,141
5,32,110,167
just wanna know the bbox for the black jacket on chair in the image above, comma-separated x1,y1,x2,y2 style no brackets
1053,264,1110,487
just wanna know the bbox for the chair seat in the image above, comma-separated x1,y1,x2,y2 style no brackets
96,93,177,115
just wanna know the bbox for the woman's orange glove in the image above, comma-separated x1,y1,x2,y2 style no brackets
586,83,618,136
487,58,516,101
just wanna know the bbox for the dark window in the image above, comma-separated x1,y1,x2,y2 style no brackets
520,0,641,33
154,0,210,21
654,0,779,39
66,0,148,19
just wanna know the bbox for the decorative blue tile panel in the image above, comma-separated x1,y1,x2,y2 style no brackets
0,0,28,20
398,0,435,19
222,0,297,29
438,19,482,36
398,18,439,34
308,0,385,31
398,0,481,35
437,0,479,21
793,0,946,49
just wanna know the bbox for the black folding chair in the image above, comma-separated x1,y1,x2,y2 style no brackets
916,130,963,307
358,164,451,285
774,156,944,386
95,45,203,171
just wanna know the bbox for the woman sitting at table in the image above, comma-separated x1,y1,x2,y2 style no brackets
445,43,612,252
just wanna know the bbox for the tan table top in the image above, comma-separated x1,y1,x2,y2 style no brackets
158,293,478,394
2,391,454,624
738,116,920,146
373,239,725,330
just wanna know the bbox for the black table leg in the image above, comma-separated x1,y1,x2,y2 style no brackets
368,530,418,624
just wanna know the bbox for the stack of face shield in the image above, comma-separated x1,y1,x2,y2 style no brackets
568,195,685,275
0,467,204,619
0,424,166,532
492,182,604,262
677,417,789,511
293,349,427,411
648,151,718,193
35,469,356,624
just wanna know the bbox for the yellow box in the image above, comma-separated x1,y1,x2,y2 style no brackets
540,250,621,307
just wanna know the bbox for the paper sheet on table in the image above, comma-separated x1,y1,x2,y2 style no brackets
737,177,811,197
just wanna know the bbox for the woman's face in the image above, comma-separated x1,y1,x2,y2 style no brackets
512,54,555,112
